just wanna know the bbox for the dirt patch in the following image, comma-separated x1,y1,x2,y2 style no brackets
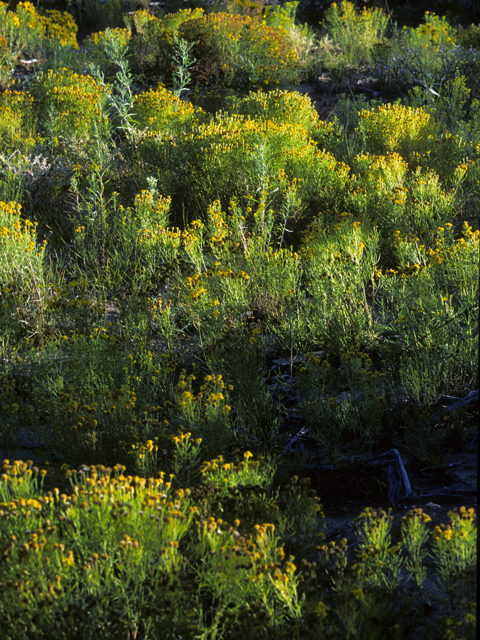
295,83,339,119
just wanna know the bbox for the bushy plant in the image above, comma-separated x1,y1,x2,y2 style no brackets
143,105,350,230
126,9,200,87
0,90,36,153
298,349,387,466
31,68,109,150
300,215,380,354
0,1,78,62
225,88,319,134
264,1,317,80
0,199,47,367
0,4,478,637
349,152,461,243
0,459,475,640
133,83,196,134
378,223,479,413
319,0,389,76
375,12,480,113
178,11,300,91
355,102,439,159
0,200,46,288
83,27,131,80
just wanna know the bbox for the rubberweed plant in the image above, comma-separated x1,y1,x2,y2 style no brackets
379,223,479,407
0,459,477,639
401,508,432,594
353,507,404,592
275,475,325,560
0,200,47,347
129,437,160,478
134,83,195,135
32,68,109,155
349,151,459,242
0,200,46,288
431,507,477,593
354,102,439,162
171,430,203,487
83,27,131,80
320,0,389,77
177,10,300,91
200,450,274,491
24,335,176,467
169,372,233,457
192,519,303,634
0,90,37,155
2,462,198,638
301,215,380,354
0,1,78,65
69,160,113,278
375,12,479,106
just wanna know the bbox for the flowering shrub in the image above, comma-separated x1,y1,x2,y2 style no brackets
0,200,45,286
0,459,475,639
133,83,195,134
0,5,477,638
355,103,438,159
225,88,318,134
375,12,480,110
147,106,349,229
300,215,379,352
319,0,389,75
162,7,205,33
178,11,300,90
349,152,458,240
0,200,46,348
0,90,36,153
0,1,77,62
32,68,109,145
201,450,272,488
170,372,233,454
405,11,457,49
234,18,300,91
83,27,130,78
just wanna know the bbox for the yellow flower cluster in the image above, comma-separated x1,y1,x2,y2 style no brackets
134,84,195,133
175,371,231,419
409,11,456,48
0,1,78,58
0,201,46,286
386,222,479,281
88,27,130,48
36,68,108,142
357,103,437,158
162,7,205,32
175,10,300,90
200,450,263,487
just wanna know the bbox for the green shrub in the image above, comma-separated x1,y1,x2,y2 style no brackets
0,200,45,287
0,90,37,154
178,11,300,91
133,83,196,134
319,0,389,76
225,88,319,134
355,102,439,160
31,68,109,147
